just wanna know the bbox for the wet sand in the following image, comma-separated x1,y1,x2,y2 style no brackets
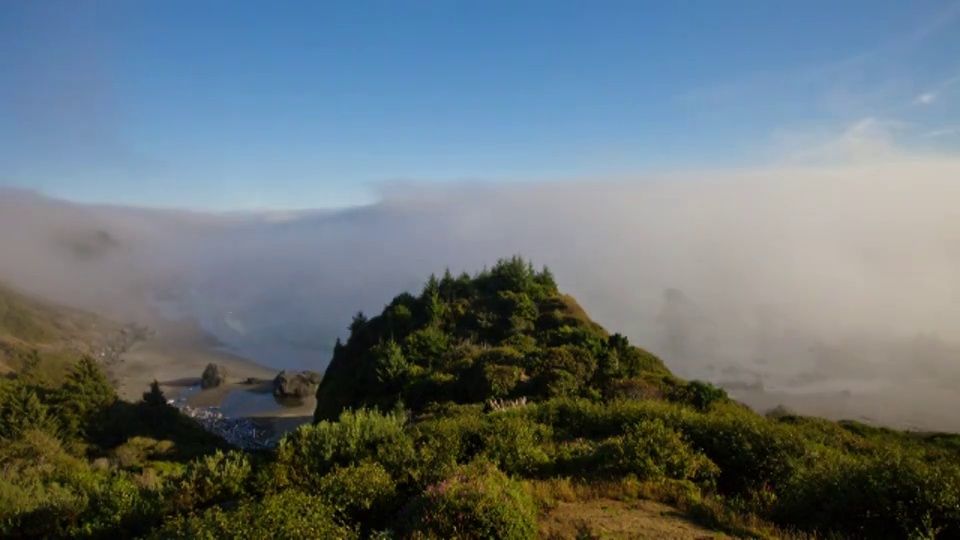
112,317,276,402
111,315,315,435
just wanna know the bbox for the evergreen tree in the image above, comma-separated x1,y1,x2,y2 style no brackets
54,356,117,439
142,380,168,408
0,380,59,439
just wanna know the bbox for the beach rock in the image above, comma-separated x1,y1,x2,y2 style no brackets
201,362,227,389
273,370,321,398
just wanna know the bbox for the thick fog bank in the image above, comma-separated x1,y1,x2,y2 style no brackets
185,159,960,393
4,157,960,430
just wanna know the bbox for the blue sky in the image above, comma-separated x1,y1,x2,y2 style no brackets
2,0,958,210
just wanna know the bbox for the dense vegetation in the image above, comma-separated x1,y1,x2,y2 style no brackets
316,256,674,420
2,257,960,538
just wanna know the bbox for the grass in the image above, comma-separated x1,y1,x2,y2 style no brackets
525,477,811,539
0,282,120,383
544,294,611,337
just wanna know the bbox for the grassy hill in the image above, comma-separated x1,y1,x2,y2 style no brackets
0,281,123,380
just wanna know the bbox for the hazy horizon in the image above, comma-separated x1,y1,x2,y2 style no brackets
5,150,960,430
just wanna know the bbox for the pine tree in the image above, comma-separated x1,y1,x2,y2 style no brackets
143,380,167,408
0,381,59,439
55,356,117,439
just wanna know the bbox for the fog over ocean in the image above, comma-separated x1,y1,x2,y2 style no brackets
4,156,960,430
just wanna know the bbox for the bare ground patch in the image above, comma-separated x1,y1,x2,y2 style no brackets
539,499,726,540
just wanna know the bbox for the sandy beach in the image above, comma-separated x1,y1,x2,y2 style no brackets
112,316,274,401
111,316,315,433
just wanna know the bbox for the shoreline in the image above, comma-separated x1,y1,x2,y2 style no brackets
110,315,314,436
111,316,277,402
106,313,960,436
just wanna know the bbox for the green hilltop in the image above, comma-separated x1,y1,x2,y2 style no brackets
316,255,682,420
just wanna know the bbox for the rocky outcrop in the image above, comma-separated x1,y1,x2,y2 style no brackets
273,370,321,398
201,363,227,389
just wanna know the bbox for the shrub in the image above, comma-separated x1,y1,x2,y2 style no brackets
151,490,355,539
479,413,552,476
274,408,416,487
603,377,665,401
549,437,599,477
773,448,960,538
671,380,728,411
683,407,806,496
169,450,251,511
68,473,165,538
413,413,486,485
597,419,718,484
0,430,166,539
405,371,457,410
532,397,693,440
317,460,397,526
111,437,175,469
400,461,537,540
482,363,524,399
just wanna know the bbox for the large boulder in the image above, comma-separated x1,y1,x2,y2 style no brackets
201,363,227,389
273,370,322,398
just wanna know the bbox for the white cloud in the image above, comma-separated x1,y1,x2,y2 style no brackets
914,92,937,105
774,117,907,165
924,126,960,138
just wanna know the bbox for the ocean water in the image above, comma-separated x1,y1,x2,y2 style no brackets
219,387,304,417
176,384,305,418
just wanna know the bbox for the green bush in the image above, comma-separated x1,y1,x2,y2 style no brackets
549,437,598,477
152,490,356,539
532,397,693,440
0,430,165,539
68,472,165,538
597,418,718,484
400,461,537,540
413,413,486,485
479,413,552,476
773,448,960,538
169,450,251,511
111,437,175,469
671,380,728,411
602,377,665,401
481,363,524,399
274,408,416,488
317,460,397,526
683,406,806,496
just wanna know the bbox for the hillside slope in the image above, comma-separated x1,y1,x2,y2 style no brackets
315,256,674,420
0,281,126,379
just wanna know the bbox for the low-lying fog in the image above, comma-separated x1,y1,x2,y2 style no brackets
4,156,960,431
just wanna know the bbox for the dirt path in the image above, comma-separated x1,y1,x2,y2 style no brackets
539,499,725,540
